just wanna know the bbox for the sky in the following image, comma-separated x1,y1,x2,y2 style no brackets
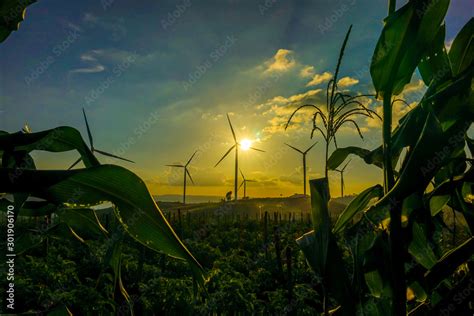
0,0,472,199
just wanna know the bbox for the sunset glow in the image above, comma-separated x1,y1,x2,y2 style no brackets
241,139,252,151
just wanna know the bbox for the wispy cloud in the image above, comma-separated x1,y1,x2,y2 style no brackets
337,76,359,88
69,65,105,74
306,71,333,87
69,50,106,75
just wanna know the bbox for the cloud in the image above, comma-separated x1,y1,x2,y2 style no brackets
69,65,105,74
201,112,223,121
306,71,332,87
263,49,296,74
69,49,138,75
299,65,315,78
400,79,426,99
365,99,414,130
337,76,359,88
69,50,106,75
256,89,325,137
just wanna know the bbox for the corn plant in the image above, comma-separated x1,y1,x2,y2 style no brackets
296,0,473,315
0,126,205,314
285,25,380,178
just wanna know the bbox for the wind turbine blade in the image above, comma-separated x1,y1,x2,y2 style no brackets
249,147,265,152
165,164,185,168
68,157,83,170
94,149,135,163
186,150,198,166
82,108,94,149
304,141,318,154
342,159,352,172
226,113,237,143
186,168,195,185
285,143,303,154
239,168,245,180
214,144,236,167
239,181,244,190
247,179,256,182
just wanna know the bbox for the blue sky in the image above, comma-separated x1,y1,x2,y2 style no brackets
0,0,472,197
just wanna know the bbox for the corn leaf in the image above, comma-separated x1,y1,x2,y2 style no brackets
0,127,99,168
0,0,36,43
0,165,205,284
449,18,474,76
332,184,383,234
408,222,438,269
418,24,451,86
370,0,449,97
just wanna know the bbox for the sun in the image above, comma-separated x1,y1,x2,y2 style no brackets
241,139,252,151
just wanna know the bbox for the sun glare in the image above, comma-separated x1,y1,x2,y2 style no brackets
241,139,252,150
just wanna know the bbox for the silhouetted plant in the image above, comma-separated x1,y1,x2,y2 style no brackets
285,25,380,178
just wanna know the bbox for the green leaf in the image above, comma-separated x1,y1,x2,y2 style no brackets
365,270,384,298
408,222,438,269
424,237,474,290
296,178,356,314
0,127,99,168
368,106,471,214
296,231,356,314
102,229,133,311
327,146,381,170
0,0,37,43
429,195,450,216
449,18,474,76
332,184,383,233
308,178,330,273
370,0,449,97
418,24,451,86
58,208,108,240
0,165,205,284
327,146,401,171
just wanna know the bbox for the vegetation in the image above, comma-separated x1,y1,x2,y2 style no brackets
1,0,473,315
290,0,473,314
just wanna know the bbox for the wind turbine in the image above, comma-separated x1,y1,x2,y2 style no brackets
285,142,318,196
166,151,197,204
334,159,351,197
69,108,134,169
239,169,256,199
215,114,264,201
